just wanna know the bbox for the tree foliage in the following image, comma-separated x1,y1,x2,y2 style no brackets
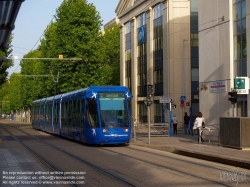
99,24,120,85
40,0,104,93
1,0,121,113
0,35,14,86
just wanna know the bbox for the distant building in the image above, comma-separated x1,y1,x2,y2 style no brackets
104,17,119,30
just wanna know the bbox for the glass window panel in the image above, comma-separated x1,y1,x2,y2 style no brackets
191,0,198,12
192,68,199,81
237,59,247,77
191,58,199,67
241,18,246,33
125,50,131,61
234,3,241,20
137,75,141,86
234,35,241,60
191,24,198,33
233,0,241,3
191,13,198,23
191,33,198,47
125,22,131,34
191,47,199,57
191,82,199,92
192,103,199,117
234,20,241,35
143,13,146,25
154,4,161,19
242,0,246,18
242,33,246,58
142,73,147,85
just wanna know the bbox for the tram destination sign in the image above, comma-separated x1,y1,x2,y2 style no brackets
99,93,124,98
159,97,172,103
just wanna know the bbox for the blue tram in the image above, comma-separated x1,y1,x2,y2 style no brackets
31,86,133,145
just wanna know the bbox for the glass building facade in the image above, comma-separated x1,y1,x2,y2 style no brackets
190,0,199,118
137,13,148,123
153,3,164,123
233,0,247,116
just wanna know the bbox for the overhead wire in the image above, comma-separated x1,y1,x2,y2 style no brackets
10,1,227,74
11,15,56,74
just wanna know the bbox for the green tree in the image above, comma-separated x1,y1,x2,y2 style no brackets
40,0,103,93
99,24,120,85
0,0,122,112
0,35,14,86
0,81,10,114
20,50,54,108
4,73,23,111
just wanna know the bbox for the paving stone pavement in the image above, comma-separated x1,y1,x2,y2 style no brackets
131,128,250,170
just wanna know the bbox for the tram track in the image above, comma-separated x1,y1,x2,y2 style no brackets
2,123,247,186
99,146,233,187
0,123,137,187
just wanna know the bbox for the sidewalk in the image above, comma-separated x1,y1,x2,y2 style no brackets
131,129,250,169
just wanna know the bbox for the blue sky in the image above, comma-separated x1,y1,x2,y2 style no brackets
9,0,120,75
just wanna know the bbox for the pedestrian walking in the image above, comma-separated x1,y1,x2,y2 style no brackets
194,112,205,143
184,112,190,134
172,115,178,135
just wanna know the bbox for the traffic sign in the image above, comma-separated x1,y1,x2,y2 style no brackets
180,95,186,107
160,97,172,103
186,102,189,106
180,96,186,100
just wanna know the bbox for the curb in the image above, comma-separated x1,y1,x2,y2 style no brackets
176,148,250,170
132,144,250,170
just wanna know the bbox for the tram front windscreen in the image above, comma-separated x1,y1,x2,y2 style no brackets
99,93,128,128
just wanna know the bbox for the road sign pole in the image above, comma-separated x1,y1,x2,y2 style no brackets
148,105,151,144
163,105,166,129
169,103,172,137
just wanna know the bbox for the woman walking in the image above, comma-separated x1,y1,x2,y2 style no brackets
172,115,178,135
194,112,205,143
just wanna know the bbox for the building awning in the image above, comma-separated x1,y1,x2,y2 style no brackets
0,0,25,50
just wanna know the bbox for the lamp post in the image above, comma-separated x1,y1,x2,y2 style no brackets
182,39,187,122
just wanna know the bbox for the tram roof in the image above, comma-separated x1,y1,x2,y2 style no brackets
32,86,133,105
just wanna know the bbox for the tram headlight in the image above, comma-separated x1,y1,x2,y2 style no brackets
103,129,109,133
123,128,129,132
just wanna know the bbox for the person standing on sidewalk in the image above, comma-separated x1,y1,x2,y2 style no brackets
172,115,178,135
184,112,190,134
194,112,205,143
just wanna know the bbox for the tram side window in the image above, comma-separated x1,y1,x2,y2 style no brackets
54,103,58,123
61,102,65,125
46,103,49,122
74,100,81,126
72,100,77,126
71,101,74,126
62,102,68,126
86,98,98,127
81,99,84,127
67,102,71,126
40,104,43,119
48,103,52,124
